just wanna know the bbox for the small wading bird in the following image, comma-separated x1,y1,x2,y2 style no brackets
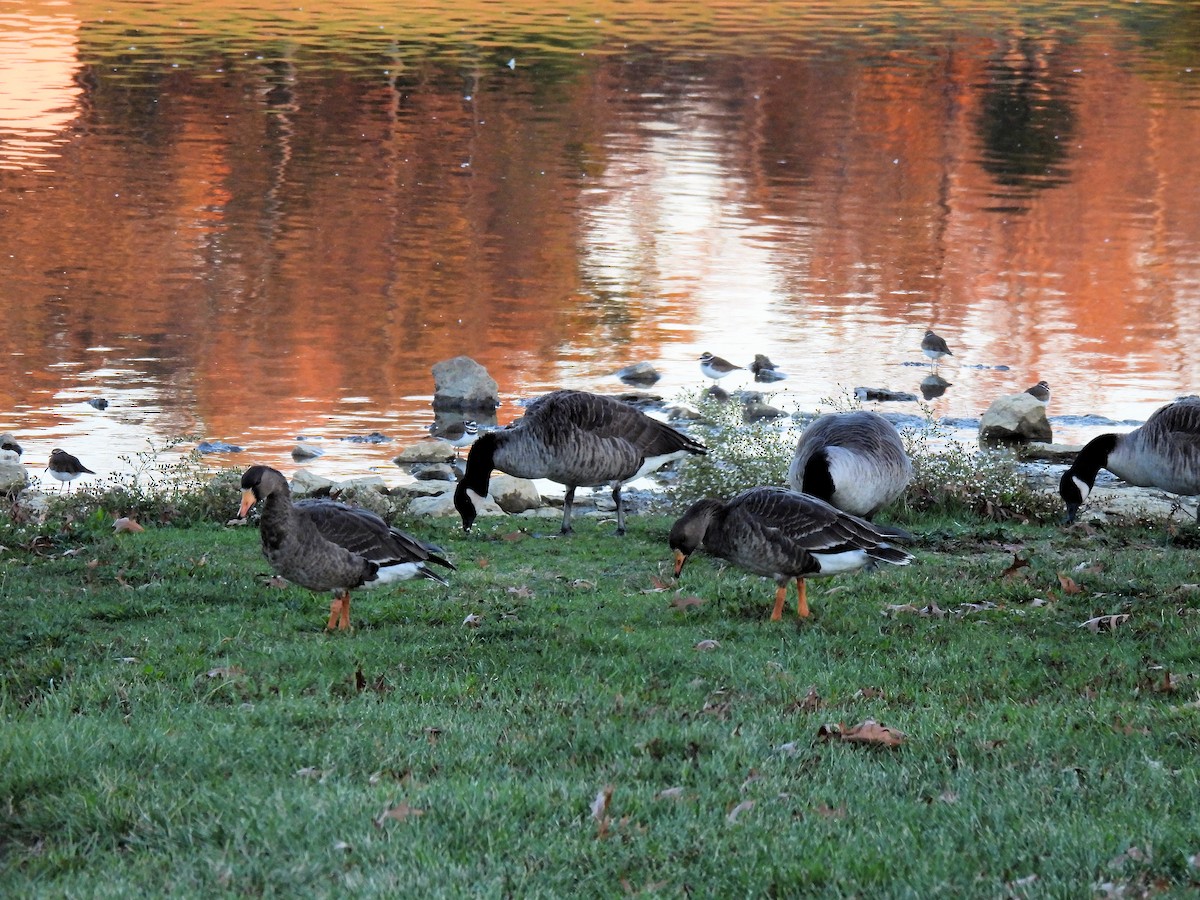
787,411,912,527
454,390,707,535
239,465,454,631
1025,380,1051,405
670,486,914,621
430,419,478,459
699,352,744,384
46,448,95,492
1059,397,1200,524
921,330,953,372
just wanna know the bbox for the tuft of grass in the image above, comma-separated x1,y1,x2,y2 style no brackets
3,509,1200,897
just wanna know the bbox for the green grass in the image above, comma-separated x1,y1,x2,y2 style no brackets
3,509,1200,897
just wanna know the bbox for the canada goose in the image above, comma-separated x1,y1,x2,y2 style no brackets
46,448,95,492
1025,381,1051,404
1059,398,1200,523
454,390,707,534
699,352,743,383
787,411,912,521
669,486,913,620
921,330,952,371
239,466,454,630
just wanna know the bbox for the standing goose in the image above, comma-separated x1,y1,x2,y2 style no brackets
1060,398,1200,523
670,486,913,621
787,411,912,521
239,466,454,631
454,390,707,534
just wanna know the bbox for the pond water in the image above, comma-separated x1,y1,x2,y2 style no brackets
2,1,1200,485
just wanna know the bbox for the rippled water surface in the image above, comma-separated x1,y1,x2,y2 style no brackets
3,1,1200,483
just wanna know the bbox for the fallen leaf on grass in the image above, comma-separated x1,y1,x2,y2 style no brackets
785,686,824,714
654,786,684,801
1057,573,1083,594
1001,554,1031,579
883,603,919,617
670,594,705,611
507,585,534,599
463,613,483,628
643,575,674,594
1150,669,1185,693
113,517,144,533
813,803,847,819
817,719,906,748
1080,614,1130,633
373,801,424,827
725,799,754,823
694,639,720,651
206,666,244,679
295,766,327,780
500,531,526,542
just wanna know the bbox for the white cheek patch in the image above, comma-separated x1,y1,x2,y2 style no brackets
1073,476,1090,503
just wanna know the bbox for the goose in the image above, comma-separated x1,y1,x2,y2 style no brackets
669,486,914,621
454,390,707,534
1059,398,1200,524
921,330,952,371
787,411,912,521
239,465,454,630
46,448,95,492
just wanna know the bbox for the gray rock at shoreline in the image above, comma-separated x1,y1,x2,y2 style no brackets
979,393,1052,445
432,356,501,412
615,362,661,386
0,451,28,494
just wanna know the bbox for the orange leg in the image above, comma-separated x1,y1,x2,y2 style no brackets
796,578,810,619
326,591,348,632
771,584,787,621
339,593,352,631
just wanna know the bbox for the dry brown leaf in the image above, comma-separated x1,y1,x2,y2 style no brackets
1080,614,1130,633
1057,572,1083,595
693,639,720,651
424,727,443,745
113,516,144,534
462,613,483,628
591,785,613,839
883,603,920,617
500,531,526,542
206,666,244,679
670,594,705,611
507,586,534,599
786,686,823,714
1001,554,1031,579
853,687,885,701
373,801,424,827
654,786,684,801
920,602,947,618
644,575,673,593
1152,670,1184,693
818,718,906,748
725,799,754,823
813,803,847,819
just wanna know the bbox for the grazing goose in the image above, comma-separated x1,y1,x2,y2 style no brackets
787,411,912,521
239,466,454,631
921,330,953,371
1059,398,1200,524
454,390,707,534
669,486,914,621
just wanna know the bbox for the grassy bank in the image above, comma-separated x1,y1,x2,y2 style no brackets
3,502,1200,897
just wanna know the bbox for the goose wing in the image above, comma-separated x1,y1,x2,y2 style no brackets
295,499,454,570
527,390,707,457
728,487,900,556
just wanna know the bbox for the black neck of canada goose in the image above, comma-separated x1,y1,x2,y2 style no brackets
1066,433,1119,489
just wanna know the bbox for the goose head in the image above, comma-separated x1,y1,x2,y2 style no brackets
668,498,721,576
239,465,289,517
1058,469,1089,524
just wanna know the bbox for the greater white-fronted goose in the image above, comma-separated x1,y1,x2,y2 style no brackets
787,411,912,521
921,330,952,371
46,448,95,492
239,466,454,630
669,486,913,621
1060,398,1200,523
454,390,707,534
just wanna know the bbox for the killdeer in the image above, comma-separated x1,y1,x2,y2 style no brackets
46,448,95,493
699,352,743,383
430,420,479,458
1025,380,1050,404
921,330,953,371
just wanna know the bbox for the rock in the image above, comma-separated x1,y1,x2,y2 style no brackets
432,356,500,412
408,491,504,519
488,474,542,514
1018,442,1080,463
855,387,918,402
919,375,952,400
411,463,456,482
0,433,23,456
393,442,454,464
750,354,787,383
291,444,324,461
705,385,731,403
341,432,390,444
614,362,661,386
197,440,243,454
743,401,787,422
665,403,703,421
86,398,109,410
979,393,1053,445
335,476,388,494
390,481,452,500
13,487,48,522
0,454,28,494
290,469,335,496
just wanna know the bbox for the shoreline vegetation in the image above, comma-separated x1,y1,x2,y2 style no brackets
5,402,1200,895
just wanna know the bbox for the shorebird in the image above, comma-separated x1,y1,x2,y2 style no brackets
921,330,953,372
1059,398,1200,524
239,466,454,631
699,352,744,384
46,448,95,493
430,419,478,458
670,486,913,621
455,390,707,535
1025,380,1050,404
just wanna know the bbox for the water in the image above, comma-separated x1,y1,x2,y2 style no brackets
2,1,1200,486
